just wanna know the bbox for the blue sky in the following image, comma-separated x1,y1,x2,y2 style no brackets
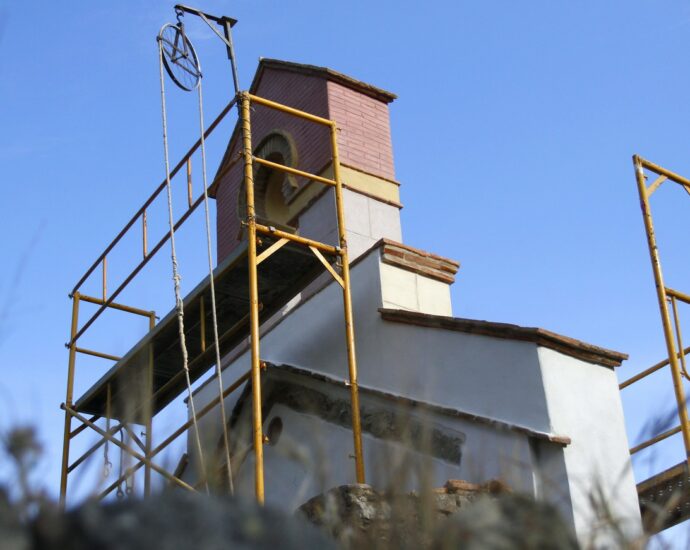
1,0,690,544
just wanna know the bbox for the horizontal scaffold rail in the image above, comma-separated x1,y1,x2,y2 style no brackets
71,97,237,297
637,156,690,190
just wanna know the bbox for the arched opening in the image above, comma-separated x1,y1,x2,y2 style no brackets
255,151,290,223
238,132,298,231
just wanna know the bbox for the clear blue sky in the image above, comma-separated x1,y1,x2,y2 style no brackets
1,0,690,544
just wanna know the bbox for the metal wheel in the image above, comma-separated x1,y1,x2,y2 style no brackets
158,23,201,91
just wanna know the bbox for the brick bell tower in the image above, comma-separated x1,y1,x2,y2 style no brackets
210,59,402,263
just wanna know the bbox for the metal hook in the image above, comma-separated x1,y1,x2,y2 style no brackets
175,7,187,41
125,467,135,495
116,428,126,499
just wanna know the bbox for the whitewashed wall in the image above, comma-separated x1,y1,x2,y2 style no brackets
538,347,642,542
190,243,641,542
229,387,538,511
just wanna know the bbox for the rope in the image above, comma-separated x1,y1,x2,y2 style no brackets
158,37,209,493
197,78,235,493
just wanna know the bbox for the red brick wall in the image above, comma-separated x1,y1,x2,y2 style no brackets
216,68,330,260
327,80,395,181
215,66,395,262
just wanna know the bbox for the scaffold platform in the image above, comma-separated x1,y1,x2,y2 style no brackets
74,235,336,422
638,462,690,533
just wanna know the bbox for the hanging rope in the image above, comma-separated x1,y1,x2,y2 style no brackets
197,78,235,494
157,37,209,493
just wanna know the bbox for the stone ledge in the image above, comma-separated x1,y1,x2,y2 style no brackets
379,239,460,284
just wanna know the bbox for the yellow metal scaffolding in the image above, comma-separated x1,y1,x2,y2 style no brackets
59,91,365,506
619,155,690,532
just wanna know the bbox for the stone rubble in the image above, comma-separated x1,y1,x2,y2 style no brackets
298,479,579,549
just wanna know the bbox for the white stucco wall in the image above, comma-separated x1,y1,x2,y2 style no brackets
189,243,641,542
538,347,642,543
228,385,538,511
219,251,550,433
380,262,452,316
297,188,402,259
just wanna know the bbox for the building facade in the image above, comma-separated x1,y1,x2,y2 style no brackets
188,59,642,543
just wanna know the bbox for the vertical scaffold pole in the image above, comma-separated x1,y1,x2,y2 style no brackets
144,312,156,496
633,155,690,466
330,123,366,483
60,292,81,507
240,92,265,503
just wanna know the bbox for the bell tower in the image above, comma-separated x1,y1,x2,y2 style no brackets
211,59,402,262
